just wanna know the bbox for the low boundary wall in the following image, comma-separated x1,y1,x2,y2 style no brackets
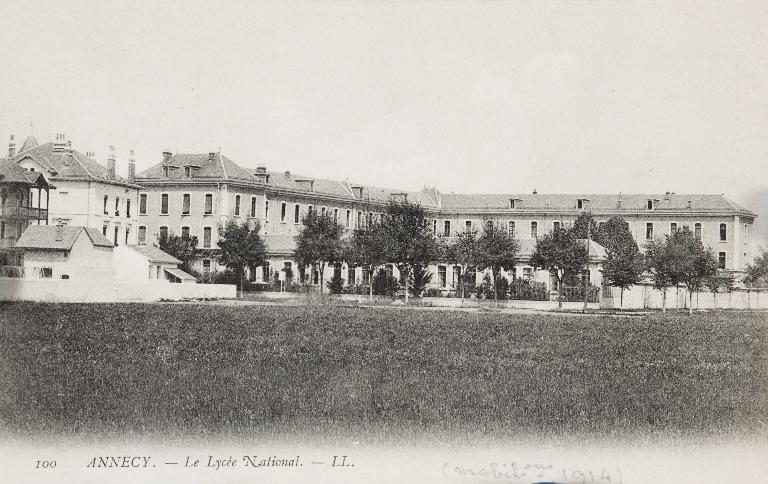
601,284,768,310
0,278,236,303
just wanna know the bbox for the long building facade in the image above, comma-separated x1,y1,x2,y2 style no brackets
132,150,757,291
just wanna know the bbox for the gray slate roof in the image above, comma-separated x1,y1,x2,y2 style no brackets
126,245,182,264
0,159,43,184
11,139,140,188
15,225,114,250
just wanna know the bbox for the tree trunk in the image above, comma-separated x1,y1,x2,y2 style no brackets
319,264,325,302
460,267,465,301
369,267,374,302
492,271,498,308
662,288,667,312
689,291,693,316
620,287,624,311
404,267,410,304
557,278,563,309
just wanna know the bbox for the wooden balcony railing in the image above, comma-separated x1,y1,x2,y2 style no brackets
0,206,48,219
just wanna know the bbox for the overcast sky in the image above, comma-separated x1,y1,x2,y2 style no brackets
2,1,767,217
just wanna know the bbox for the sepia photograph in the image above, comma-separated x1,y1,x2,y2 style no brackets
1,1,767,482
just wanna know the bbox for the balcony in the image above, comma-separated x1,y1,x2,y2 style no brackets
0,206,48,220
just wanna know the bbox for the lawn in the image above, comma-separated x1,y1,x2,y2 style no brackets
0,302,766,444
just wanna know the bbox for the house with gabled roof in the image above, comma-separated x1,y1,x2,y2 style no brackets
9,134,142,247
14,225,116,280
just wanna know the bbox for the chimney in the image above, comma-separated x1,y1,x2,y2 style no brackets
351,185,364,198
128,149,136,183
532,188,538,195
664,191,670,202
86,151,95,158
8,134,15,158
55,224,64,242
617,193,623,209
208,152,215,161
254,165,270,183
255,165,266,174
107,145,116,180
687,200,692,209
163,151,172,163
285,170,291,178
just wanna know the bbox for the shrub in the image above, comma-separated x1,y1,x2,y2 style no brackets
425,288,442,298
372,268,400,296
328,272,345,295
474,273,510,300
409,264,433,298
509,278,548,301
343,284,370,295
212,269,240,285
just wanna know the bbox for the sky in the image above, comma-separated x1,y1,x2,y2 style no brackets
1,0,767,235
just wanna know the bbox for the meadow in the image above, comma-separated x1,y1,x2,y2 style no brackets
0,302,766,445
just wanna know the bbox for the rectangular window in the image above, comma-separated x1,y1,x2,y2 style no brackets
102,224,107,236
694,222,702,239
251,197,257,217
720,223,727,241
181,226,190,238
160,194,169,215
182,194,190,215
138,226,146,244
553,221,560,232
530,221,538,239
115,197,120,216
465,220,472,231
203,227,212,248
357,211,362,228
334,208,338,223
433,219,437,234
438,266,447,288
159,226,168,240
744,224,749,241
184,166,191,177
508,221,515,238
139,194,147,214
113,226,119,246
126,199,131,218
234,195,241,216
647,199,654,210
718,252,726,269
265,200,269,220
204,194,213,215
321,207,326,215
646,222,654,240
444,220,451,237
362,267,370,284
281,202,287,222
670,222,677,233
103,195,108,215
523,267,532,280
346,210,351,228
125,226,130,245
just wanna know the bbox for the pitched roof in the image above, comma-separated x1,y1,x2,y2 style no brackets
164,267,196,281
11,142,140,188
439,193,755,215
125,244,181,264
0,159,41,184
136,153,254,181
18,136,38,154
15,225,114,250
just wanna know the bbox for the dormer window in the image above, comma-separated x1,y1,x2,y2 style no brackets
185,166,191,177
577,198,590,210
647,199,655,210
509,198,522,209
163,166,169,177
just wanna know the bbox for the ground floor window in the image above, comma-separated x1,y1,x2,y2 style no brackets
718,252,726,270
438,265,447,288
203,259,211,281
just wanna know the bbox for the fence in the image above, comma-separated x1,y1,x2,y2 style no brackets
601,284,768,310
559,285,600,303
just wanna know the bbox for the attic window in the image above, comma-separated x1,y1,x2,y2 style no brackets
509,198,522,209
185,166,191,177
163,166,169,177
577,199,590,210
647,199,655,210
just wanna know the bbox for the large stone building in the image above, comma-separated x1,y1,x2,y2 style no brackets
9,135,142,246
134,150,757,291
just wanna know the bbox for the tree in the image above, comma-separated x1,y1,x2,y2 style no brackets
217,219,268,293
346,218,388,301
157,231,200,275
530,227,588,309
721,271,736,309
598,216,644,310
293,209,344,298
408,264,433,298
705,272,722,308
444,227,479,300
475,221,519,305
744,247,768,288
644,238,675,311
573,212,599,240
381,199,440,304
667,228,718,315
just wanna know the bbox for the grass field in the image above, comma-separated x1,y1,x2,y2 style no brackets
0,302,766,445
